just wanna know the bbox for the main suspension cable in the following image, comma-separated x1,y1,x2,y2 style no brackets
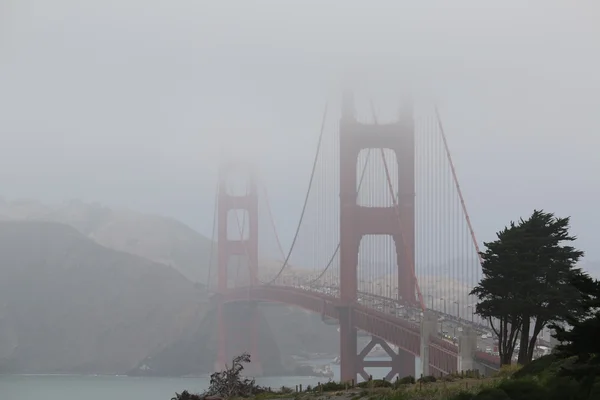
261,183,287,262
263,103,329,284
304,147,373,285
434,106,483,264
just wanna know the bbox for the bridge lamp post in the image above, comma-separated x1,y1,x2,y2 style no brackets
439,297,447,336
467,305,475,323
453,301,460,320
439,298,447,314
426,294,434,310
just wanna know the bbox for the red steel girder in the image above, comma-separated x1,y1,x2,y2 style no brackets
219,286,486,375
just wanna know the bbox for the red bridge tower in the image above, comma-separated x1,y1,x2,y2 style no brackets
215,160,262,375
338,92,416,382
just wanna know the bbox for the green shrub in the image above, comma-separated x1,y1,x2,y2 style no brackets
396,375,415,385
512,354,558,379
279,386,293,394
472,388,510,400
497,378,547,400
377,391,410,400
587,378,600,400
495,364,522,378
173,353,263,399
449,392,475,400
170,391,202,400
356,378,392,389
313,381,345,392
417,375,436,383
545,376,587,400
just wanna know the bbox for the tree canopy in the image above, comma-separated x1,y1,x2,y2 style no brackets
471,209,592,365
551,277,600,393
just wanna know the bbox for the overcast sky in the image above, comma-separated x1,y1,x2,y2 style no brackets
1,1,599,261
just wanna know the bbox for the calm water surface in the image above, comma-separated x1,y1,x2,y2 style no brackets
0,358,421,400
0,374,322,400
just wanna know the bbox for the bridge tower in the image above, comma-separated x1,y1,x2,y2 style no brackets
338,92,416,382
215,160,262,375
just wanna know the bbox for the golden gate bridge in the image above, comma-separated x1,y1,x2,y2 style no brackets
206,91,500,382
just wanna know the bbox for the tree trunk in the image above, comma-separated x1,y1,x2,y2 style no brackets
496,315,521,365
501,351,512,365
527,318,545,362
517,316,530,364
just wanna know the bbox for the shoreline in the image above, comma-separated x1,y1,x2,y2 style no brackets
0,372,335,380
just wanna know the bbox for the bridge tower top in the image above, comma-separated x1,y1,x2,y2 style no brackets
341,89,355,122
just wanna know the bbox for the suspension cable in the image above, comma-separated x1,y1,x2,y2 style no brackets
434,106,483,264
303,147,373,285
371,100,426,312
262,103,329,284
261,183,287,261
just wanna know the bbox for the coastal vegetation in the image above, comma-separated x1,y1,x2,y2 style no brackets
470,210,596,366
173,350,599,399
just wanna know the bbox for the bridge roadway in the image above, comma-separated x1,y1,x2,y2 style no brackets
277,280,497,349
292,283,501,367
218,284,501,375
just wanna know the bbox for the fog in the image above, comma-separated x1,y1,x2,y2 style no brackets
1,0,599,259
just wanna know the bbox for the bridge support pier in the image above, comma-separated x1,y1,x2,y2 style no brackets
339,305,415,382
420,311,437,377
338,306,357,383
458,326,478,373
358,336,415,381
216,302,227,371
214,302,263,376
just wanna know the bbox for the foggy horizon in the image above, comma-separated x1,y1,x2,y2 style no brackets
1,0,599,262
2,2,600,395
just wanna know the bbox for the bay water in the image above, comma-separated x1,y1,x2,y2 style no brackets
0,357,421,399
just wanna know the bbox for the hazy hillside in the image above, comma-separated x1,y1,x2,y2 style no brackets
0,221,208,374
132,304,285,377
0,198,310,284
0,198,214,283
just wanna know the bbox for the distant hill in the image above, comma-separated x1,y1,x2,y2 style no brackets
0,198,214,283
0,221,209,374
131,303,285,377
